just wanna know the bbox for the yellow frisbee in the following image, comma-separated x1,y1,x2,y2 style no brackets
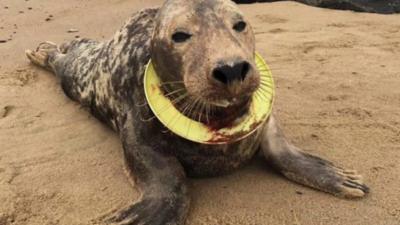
144,52,274,144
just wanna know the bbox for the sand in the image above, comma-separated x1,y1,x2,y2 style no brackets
0,0,399,224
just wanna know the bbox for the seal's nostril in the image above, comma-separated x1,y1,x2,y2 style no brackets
213,68,228,84
240,62,250,81
213,61,251,85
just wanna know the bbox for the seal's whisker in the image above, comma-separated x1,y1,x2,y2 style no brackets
185,97,201,137
136,101,150,107
155,92,189,116
140,115,156,122
163,88,187,97
159,94,191,133
185,97,198,124
187,97,201,120
159,80,200,87
197,99,206,123
142,93,189,123
178,96,197,135
180,98,195,118
195,98,203,120
164,92,189,110
136,88,187,107
192,98,201,122
205,102,210,124
163,96,193,131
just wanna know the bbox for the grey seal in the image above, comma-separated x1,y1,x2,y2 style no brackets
25,0,369,224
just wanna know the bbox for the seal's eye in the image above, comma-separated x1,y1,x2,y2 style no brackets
172,32,192,43
233,21,246,32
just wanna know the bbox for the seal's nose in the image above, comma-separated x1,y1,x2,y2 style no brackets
212,61,250,84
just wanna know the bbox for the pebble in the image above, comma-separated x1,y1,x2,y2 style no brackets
67,28,79,33
45,15,54,21
0,40,7,43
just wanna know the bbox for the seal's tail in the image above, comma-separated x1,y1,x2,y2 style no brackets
25,41,62,72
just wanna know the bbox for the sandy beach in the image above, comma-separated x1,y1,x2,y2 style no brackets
1,0,400,224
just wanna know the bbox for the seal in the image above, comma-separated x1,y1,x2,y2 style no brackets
25,0,369,224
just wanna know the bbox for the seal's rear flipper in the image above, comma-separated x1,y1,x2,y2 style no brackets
261,115,369,198
25,41,61,72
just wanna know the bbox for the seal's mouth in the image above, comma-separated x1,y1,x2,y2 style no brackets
208,94,252,108
165,93,252,129
203,96,252,129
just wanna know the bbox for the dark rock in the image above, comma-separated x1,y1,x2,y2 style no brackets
0,40,7,43
232,0,400,14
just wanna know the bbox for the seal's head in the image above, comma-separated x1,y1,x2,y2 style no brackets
151,0,258,111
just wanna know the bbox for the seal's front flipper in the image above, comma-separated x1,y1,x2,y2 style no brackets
25,41,62,71
105,196,188,225
103,111,189,225
260,115,369,198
